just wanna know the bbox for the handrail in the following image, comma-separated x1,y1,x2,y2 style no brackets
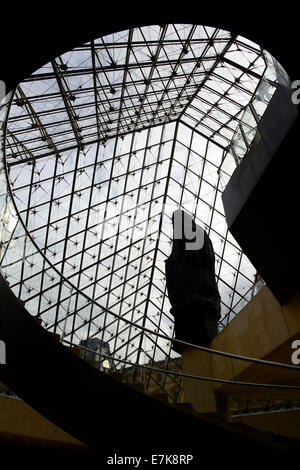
60,318,300,372
117,322,300,371
62,339,300,390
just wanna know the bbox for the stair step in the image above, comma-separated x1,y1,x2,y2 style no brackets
147,392,169,403
171,402,197,415
202,415,300,450
3,278,10,287
243,429,299,449
109,372,123,382
197,412,224,425
220,420,253,434
50,332,61,341
108,372,145,393
126,382,145,393
69,346,81,357
192,406,300,450
109,372,169,401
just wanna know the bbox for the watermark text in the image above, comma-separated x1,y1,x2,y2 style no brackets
291,80,300,105
0,80,6,102
0,339,6,365
291,339,300,365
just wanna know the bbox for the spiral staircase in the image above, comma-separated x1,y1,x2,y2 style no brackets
1,273,300,453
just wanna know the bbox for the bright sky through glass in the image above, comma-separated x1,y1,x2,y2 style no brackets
3,24,277,366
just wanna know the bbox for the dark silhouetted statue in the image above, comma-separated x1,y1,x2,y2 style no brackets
165,210,221,352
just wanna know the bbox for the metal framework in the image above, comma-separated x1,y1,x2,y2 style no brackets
1,24,278,372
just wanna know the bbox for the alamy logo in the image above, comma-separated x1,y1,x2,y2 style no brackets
291,339,300,365
291,80,300,105
173,210,204,251
0,340,6,365
0,80,6,102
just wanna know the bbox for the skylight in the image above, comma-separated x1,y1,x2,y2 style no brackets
1,24,278,367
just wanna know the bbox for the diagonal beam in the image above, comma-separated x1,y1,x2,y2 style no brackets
51,59,84,149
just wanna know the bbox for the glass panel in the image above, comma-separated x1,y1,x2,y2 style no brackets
0,24,282,395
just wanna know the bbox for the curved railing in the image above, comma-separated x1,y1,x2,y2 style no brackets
63,337,300,387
